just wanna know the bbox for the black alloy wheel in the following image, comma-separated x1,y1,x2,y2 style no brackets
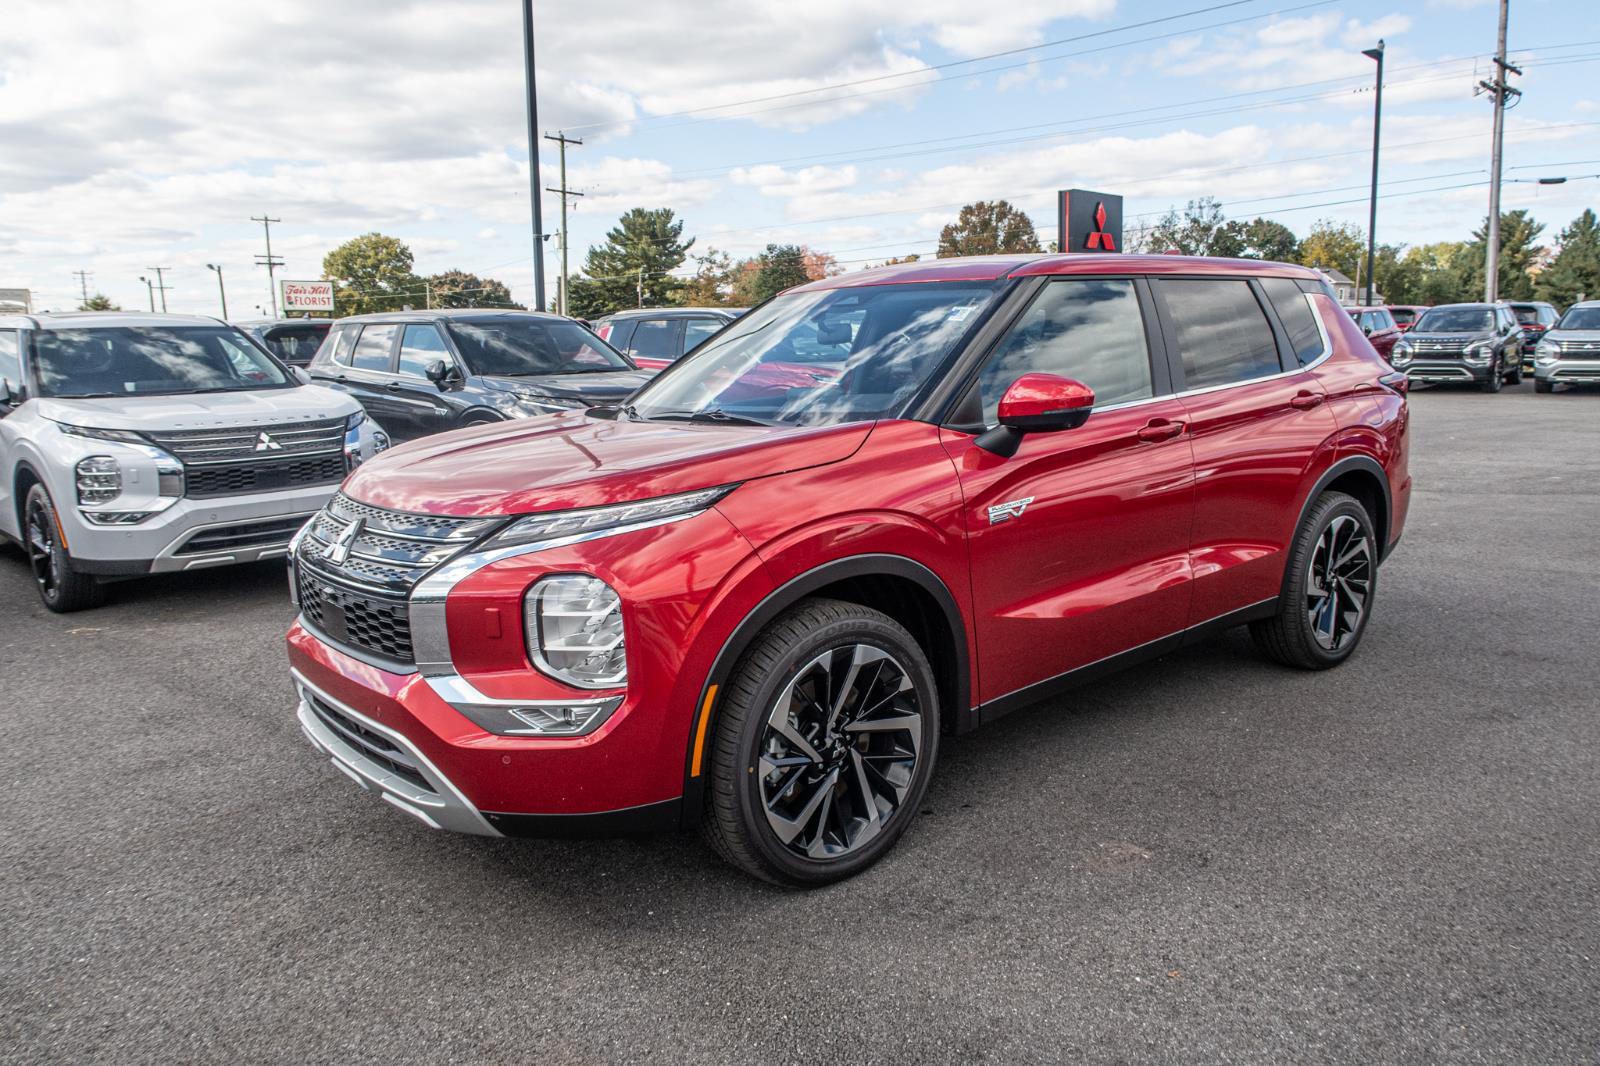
1481,356,1503,393
23,484,104,612
1251,490,1377,670
1304,514,1374,653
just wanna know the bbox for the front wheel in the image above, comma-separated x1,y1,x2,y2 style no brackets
1480,357,1503,393
1535,379,1554,394
1250,491,1377,670
24,484,104,612
1506,359,1524,385
701,598,940,886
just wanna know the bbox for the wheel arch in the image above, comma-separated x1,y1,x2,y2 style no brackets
678,553,972,828
1289,453,1393,575
12,459,46,534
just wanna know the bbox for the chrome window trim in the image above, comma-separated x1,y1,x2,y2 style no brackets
1086,292,1333,416
409,509,709,677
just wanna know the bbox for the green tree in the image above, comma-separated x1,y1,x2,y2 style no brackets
1297,219,1367,284
79,293,120,311
937,200,1042,257
1142,198,1241,256
566,208,695,317
741,244,811,303
1536,209,1600,307
425,269,521,309
322,233,423,315
1238,218,1300,261
676,248,735,307
1464,209,1544,300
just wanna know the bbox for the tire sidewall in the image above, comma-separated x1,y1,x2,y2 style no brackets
25,484,65,610
728,613,940,885
1289,496,1378,667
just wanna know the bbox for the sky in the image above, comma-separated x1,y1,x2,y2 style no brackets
2,0,1596,315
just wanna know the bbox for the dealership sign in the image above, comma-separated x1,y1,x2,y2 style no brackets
279,280,335,313
1057,189,1123,254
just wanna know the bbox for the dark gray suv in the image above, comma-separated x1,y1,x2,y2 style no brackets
1391,303,1524,392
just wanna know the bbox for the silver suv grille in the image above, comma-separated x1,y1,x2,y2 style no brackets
145,417,347,464
294,493,501,665
1556,340,1600,357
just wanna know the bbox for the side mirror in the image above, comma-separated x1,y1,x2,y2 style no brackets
976,373,1095,458
425,359,462,389
291,367,312,385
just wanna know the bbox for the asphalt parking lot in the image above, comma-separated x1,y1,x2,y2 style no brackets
3,380,1598,1065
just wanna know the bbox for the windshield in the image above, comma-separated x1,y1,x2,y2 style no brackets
445,319,630,376
262,324,329,364
1390,308,1418,326
32,327,291,398
1556,306,1600,330
1413,308,1493,333
626,280,1003,427
1510,306,1541,324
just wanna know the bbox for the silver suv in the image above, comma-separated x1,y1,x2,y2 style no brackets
0,312,389,611
1533,300,1600,393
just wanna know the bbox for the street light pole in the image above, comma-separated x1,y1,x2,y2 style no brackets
206,264,228,319
139,276,155,312
521,0,547,312
1361,40,1384,308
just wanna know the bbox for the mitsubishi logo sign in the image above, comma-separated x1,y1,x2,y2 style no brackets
254,431,283,452
1058,189,1123,255
323,518,363,565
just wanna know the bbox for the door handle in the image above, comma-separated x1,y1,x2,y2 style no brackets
1136,418,1185,443
385,381,405,392
1289,390,1325,410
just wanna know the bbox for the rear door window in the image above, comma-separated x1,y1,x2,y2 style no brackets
630,318,679,359
682,317,723,355
976,278,1154,423
350,324,399,372
1156,278,1284,389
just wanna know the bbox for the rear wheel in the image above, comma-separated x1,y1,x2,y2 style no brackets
23,484,104,613
1250,491,1376,670
701,598,939,886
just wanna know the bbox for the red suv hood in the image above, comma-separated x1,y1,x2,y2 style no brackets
342,412,873,517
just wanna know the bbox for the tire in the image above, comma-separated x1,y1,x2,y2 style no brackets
23,484,104,612
1535,379,1554,394
701,597,940,886
1250,491,1377,670
1480,357,1502,393
1506,360,1523,385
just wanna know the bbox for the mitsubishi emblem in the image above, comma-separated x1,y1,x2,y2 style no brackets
323,518,363,565
987,497,1035,525
254,431,283,452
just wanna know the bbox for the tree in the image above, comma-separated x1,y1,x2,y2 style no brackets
881,254,921,266
1142,198,1241,256
426,269,521,309
322,233,423,315
1297,220,1367,285
1238,218,1300,262
676,248,736,307
79,293,120,311
1464,209,1545,301
566,208,695,318
937,200,1042,257
741,244,812,304
1536,209,1600,306
802,247,842,281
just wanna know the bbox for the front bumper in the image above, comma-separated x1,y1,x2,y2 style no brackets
1534,359,1600,385
287,621,684,836
1401,360,1492,384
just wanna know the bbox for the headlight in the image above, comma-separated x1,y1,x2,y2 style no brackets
1462,341,1493,365
526,574,626,689
512,392,588,413
1535,340,1560,363
345,410,368,430
483,484,736,550
76,456,122,504
58,423,147,445
1391,340,1412,365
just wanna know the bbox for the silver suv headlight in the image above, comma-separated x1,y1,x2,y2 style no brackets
1535,339,1560,364
526,574,626,689
76,456,122,504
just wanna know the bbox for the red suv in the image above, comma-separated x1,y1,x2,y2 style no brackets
286,254,1410,885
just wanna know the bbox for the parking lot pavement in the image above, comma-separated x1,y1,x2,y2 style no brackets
2,381,1598,1065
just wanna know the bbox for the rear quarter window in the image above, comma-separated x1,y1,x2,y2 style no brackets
1260,278,1328,366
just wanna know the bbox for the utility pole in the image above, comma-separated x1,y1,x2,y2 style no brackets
637,266,644,308
72,270,92,306
251,214,285,316
1479,0,1521,302
145,267,172,312
1361,40,1385,308
544,131,584,316
520,0,547,311
206,263,229,319
139,276,156,312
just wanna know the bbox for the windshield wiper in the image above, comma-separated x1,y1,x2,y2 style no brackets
649,408,776,427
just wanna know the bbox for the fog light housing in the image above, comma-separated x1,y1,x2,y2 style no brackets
526,574,626,688
76,456,122,504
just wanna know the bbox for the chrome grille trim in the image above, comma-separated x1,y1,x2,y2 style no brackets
144,417,346,465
